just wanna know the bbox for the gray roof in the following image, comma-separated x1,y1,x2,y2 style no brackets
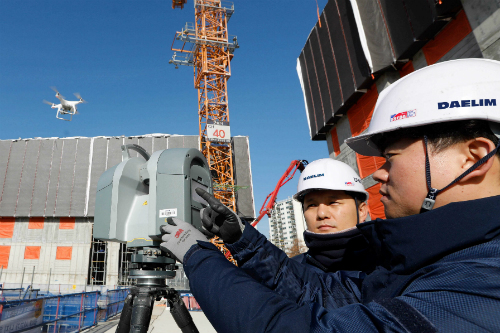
0,134,255,219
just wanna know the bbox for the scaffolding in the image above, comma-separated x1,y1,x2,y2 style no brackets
118,243,134,286
88,238,107,286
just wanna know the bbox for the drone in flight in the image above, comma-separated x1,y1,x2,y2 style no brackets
43,87,87,121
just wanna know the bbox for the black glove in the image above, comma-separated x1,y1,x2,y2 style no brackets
195,188,245,244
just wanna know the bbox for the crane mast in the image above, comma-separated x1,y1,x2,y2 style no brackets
171,0,239,211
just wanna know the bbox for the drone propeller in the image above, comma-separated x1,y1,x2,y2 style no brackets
43,100,54,106
50,86,65,99
74,93,87,103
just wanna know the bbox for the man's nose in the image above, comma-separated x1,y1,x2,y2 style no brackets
373,163,389,184
317,204,331,219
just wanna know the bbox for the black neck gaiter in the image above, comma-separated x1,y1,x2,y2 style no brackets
304,227,373,272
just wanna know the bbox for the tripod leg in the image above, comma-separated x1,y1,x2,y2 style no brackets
130,292,155,333
167,290,199,333
115,293,134,333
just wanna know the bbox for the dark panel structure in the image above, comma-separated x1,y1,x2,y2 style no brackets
303,41,323,137
358,0,462,61
317,13,343,116
337,0,371,89
0,134,255,220
309,25,329,129
299,0,371,140
323,0,357,103
299,0,464,140
297,51,317,139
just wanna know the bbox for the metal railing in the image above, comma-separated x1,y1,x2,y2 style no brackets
0,288,129,333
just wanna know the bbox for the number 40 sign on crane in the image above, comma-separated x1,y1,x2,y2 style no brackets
207,120,231,143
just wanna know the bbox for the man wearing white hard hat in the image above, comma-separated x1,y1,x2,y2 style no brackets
159,58,500,332
292,159,375,273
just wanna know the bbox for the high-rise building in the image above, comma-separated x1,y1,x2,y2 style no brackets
269,197,307,251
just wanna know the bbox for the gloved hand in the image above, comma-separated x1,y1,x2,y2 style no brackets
195,188,245,244
159,217,209,263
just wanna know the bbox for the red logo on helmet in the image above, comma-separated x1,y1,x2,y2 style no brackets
390,110,416,122
345,182,354,186
175,229,184,238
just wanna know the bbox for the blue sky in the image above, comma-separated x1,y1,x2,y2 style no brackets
0,0,329,238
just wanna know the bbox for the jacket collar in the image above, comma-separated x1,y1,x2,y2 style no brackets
357,195,500,274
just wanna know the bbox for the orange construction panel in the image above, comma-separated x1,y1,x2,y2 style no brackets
399,61,414,78
59,217,75,230
366,183,386,220
29,217,44,230
0,246,11,269
24,246,41,260
330,128,341,156
356,154,386,179
347,85,379,137
56,246,72,260
422,10,472,65
0,218,15,239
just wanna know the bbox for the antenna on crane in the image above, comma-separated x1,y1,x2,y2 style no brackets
172,0,187,9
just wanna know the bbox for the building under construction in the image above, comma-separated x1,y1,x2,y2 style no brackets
0,134,254,289
297,0,500,220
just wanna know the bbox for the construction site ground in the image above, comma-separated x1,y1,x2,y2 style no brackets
84,300,217,333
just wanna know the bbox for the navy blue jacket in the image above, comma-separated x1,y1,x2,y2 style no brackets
184,196,500,332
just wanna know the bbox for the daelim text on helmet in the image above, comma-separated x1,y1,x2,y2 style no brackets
438,99,496,109
303,173,324,181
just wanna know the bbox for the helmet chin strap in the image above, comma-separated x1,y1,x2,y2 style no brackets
355,197,359,225
420,134,500,213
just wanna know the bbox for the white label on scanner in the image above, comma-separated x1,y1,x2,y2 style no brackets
159,208,177,218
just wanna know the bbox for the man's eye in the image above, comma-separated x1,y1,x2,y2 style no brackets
384,153,394,161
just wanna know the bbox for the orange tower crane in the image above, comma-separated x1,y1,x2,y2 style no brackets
170,0,239,211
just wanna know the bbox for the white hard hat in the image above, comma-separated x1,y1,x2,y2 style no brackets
294,158,368,201
346,58,500,156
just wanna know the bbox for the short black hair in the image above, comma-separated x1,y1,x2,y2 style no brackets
372,120,500,157
345,191,367,203
299,190,366,205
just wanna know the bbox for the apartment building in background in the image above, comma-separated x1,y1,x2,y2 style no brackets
269,197,307,251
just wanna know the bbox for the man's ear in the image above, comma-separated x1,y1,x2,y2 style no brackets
358,201,369,223
458,138,497,183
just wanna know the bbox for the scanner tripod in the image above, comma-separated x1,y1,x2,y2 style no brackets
115,247,199,333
